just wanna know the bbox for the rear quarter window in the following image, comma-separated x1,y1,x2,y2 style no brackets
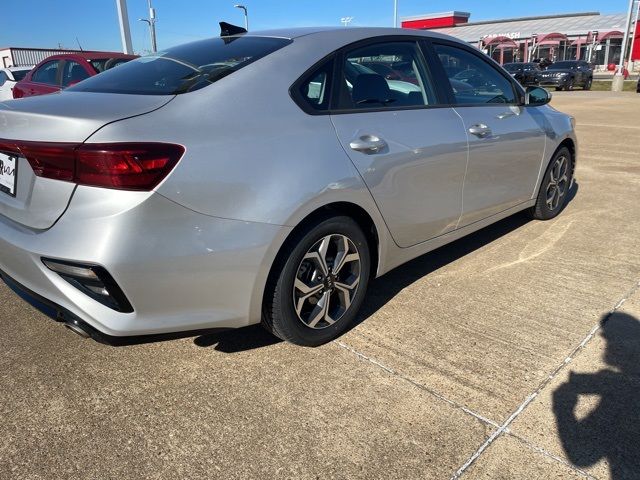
69,36,291,95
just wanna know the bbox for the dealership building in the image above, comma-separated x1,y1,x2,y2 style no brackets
401,11,640,69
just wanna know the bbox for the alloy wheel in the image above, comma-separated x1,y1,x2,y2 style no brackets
545,155,569,211
292,234,361,329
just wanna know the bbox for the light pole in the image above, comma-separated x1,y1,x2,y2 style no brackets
612,0,636,91
138,0,157,53
234,4,248,31
393,0,398,28
394,0,398,28
628,0,640,71
115,0,133,54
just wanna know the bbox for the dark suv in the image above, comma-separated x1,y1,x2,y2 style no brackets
503,62,541,86
537,60,593,91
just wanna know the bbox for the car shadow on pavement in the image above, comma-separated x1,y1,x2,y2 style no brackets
350,182,579,331
111,184,577,352
552,312,640,479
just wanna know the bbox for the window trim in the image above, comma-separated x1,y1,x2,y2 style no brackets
425,38,526,108
289,53,337,115
289,35,454,116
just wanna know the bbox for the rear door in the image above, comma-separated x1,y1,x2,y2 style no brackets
23,59,62,96
429,41,546,226
328,39,468,247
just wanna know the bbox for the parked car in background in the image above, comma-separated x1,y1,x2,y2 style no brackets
537,60,593,91
12,52,137,98
361,61,419,84
503,62,541,86
0,27,576,347
0,67,33,101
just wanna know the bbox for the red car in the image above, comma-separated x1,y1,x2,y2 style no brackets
12,52,137,98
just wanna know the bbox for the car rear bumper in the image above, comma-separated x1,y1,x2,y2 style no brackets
0,187,290,337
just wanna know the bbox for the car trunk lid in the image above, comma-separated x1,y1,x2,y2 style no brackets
0,92,174,229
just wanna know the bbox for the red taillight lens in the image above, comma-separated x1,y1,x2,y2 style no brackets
0,140,184,191
76,143,184,190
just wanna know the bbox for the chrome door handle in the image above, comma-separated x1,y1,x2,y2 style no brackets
349,135,387,154
468,124,492,138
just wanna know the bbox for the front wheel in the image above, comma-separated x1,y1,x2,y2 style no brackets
263,216,371,346
529,147,573,220
584,77,592,90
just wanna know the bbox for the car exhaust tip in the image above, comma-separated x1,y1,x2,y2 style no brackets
64,319,91,339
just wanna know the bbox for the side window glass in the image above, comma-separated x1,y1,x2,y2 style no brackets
297,58,333,111
62,61,90,87
338,41,435,110
0,72,7,86
32,61,60,85
434,44,516,105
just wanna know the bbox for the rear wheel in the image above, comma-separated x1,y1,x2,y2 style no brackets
263,216,370,346
530,147,573,220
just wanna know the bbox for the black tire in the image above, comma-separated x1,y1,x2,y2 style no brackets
566,79,574,91
555,86,563,91
584,77,592,90
529,146,573,220
263,215,371,347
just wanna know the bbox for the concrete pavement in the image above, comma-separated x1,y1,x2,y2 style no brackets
1,91,639,479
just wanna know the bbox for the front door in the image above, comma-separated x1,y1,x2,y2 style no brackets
431,42,546,226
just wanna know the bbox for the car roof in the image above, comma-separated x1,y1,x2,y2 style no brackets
41,52,138,61
234,26,459,42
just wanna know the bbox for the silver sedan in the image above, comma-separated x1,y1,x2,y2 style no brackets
0,27,576,346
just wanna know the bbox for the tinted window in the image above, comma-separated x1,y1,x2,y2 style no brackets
11,69,29,81
0,71,6,86
62,61,90,87
90,58,133,73
337,41,435,110
503,64,521,73
548,62,576,70
32,60,60,85
434,44,516,105
298,59,333,111
69,37,291,95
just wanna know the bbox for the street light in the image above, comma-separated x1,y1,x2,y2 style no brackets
234,4,248,31
138,0,157,53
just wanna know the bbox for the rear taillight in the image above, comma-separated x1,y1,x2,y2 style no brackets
0,140,184,191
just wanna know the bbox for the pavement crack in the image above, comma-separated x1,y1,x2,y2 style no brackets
504,430,597,479
334,340,501,429
449,279,640,479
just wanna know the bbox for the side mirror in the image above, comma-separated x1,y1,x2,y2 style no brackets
525,86,551,106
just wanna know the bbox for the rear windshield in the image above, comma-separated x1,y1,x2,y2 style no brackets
68,36,291,95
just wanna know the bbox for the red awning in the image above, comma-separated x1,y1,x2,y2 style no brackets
535,32,568,45
483,35,518,49
598,30,624,41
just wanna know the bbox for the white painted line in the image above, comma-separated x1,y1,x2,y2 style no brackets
450,280,640,479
